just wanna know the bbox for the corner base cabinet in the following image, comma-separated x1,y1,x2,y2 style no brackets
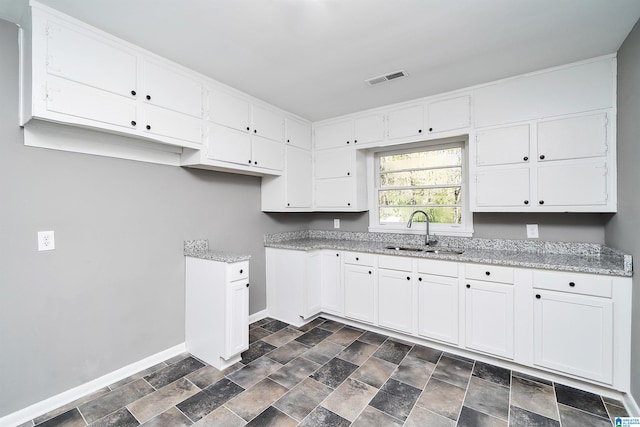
185,257,249,370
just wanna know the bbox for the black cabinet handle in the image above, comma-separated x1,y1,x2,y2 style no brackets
248,160,252,164
485,271,491,276
131,120,136,126
418,277,422,282
536,294,541,299
146,95,151,100
240,269,243,274
246,126,250,131
539,154,545,160
354,139,358,143
287,139,290,143
418,129,423,133
146,125,151,130
356,257,359,261
254,161,258,165
569,282,576,287
406,276,410,280
346,141,350,144
347,172,351,176
347,202,351,206
523,156,529,161
246,283,250,288
368,271,372,275
524,200,529,205
287,203,290,206
336,253,339,257
254,129,257,134
131,90,136,96
466,284,471,288
429,127,433,132
539,200,545,205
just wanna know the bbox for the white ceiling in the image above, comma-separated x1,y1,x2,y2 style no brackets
2,0,640,121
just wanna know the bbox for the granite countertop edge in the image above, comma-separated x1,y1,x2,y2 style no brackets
264,231,633,277
184,239,251,263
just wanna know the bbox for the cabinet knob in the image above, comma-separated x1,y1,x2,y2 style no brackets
246,283,250,288
524,200,529,205
336,253,339,257
240,269,243,274
485,271,491,276
346,141,350,144
418,277,422,281
539,154,545,160
287,139,290,143
287,203,290,206
523,156,529,161
356,257,359,261
539,200,545,205
254,161,258,165
429,127,433,132
347,172,351,176
536,294,541,299
354,139,358,143
569,282,576,287
368,271,372,274
131,120,137,126
248,160,252,164
246,126,250,131
254,129,257,134
131,90,136,96
146,95,151,100
418,129,423,133
466,284,471,288
347,202,351,206
406,276,410,280
146,125,151,130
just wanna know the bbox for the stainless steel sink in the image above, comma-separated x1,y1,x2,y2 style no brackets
384,246,464,255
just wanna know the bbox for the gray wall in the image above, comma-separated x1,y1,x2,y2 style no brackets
604,18,640,407
0,20,301,416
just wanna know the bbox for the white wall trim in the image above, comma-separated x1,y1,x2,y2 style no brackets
249,309,269,324
0,343,186,427
623,393,640,417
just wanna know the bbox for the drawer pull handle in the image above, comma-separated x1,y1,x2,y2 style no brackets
536,294,541,299
485,271,490,276
569,282,576,287
466,284,471,288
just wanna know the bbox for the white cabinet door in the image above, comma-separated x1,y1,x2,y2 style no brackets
321,252,343,315
46,18,137,98
465,280,514,359
418,275,459,345
475,124,530,166
315,148,352,179
285,146,312,208
533,290,613,384
304,252,323,319
378,269,413,333
344,264,375,323
252,104,284,142
387,104,424,139
208,88,251,132
252,136,284,171
315,178,354,209
537,113,608,161
315,120,353,149
226,279,249,359
537,162,608,207
142,104,203,145
354,114,385,144
207,123,252,165
142,59,203,118
45,76,137,130
286,117,312,149
427,95,470,134
474,168,531,208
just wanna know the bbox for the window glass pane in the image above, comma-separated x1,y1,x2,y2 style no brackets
379,188,461,206
379,206,462,225
380,167,462,187
379,148,462,172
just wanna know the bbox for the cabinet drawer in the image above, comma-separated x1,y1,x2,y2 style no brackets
378,255,413,271
228,261,249,281
417,259,458,278
343,252,374,266
533,271,612,298
466,264,514,284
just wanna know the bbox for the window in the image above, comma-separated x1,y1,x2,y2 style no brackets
369,140,473,236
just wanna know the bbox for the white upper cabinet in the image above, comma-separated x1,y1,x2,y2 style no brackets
315,120,353,149
252,104,284,142
474,57,615,128
475,124,530,166
207,87,251,132
142,104,203,145
142,59,203,118
536,113,608,161
315,147,352,179
474,168,531,208
537,161,608,207
206,122,252,166
387,104,424,139
285,117,312,149
426,95,470,134
354,114,385,145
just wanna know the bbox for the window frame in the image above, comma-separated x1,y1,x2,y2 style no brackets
367,138,474,237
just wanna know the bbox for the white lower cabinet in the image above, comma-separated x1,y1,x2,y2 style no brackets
418,274,459,345
378,268,414,334
321,252,343,316
185,257,249,370
344,263,375,324
464,264,515,359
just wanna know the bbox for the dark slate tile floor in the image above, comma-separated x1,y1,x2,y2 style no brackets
21,317,629,426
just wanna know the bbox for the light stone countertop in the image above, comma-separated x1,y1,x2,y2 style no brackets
264,231,632,277
184,239,250,263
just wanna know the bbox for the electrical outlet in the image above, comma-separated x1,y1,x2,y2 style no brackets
38,230,55,251
526,224,539,239
334,219,340,229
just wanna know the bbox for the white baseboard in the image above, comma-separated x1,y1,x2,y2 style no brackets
249,309,269,324
0,343,186,427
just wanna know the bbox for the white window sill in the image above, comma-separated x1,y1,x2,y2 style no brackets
368,226,474,238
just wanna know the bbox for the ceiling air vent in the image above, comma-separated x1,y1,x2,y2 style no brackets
365,70,408,86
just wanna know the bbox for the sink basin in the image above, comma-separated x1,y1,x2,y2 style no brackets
384,246,464,255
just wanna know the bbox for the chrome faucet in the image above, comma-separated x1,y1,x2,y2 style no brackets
407,210,437,246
